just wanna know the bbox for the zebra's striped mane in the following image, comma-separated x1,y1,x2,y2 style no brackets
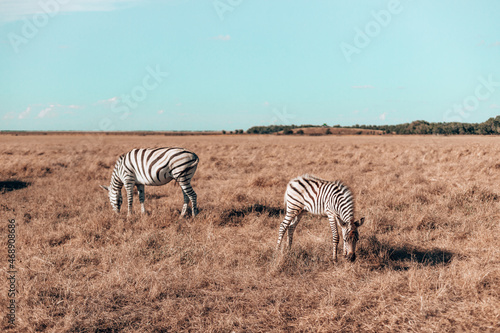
115,154,125,165
135,146,186,152
299,173,328,182
299,174,346,188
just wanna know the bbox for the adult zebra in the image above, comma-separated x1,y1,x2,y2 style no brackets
277,174,364,262
100,147,199,217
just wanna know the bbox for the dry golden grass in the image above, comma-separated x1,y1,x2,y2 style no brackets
0,134,499,332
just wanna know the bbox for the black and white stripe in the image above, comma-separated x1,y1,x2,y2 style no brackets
277,174,364,262
101,147,199,217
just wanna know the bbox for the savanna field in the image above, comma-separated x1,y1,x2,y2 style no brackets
0,134,499,332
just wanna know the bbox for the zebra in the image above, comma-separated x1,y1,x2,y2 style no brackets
100,147,199,217
276,174,364,262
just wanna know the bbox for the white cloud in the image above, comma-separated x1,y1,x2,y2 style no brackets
37,105,57,118
211,35,231,41
175,102,182,106
0,0,143,23
95,96,119,106
13,103,81,120
490,104,500,109
477,40,500,47
18,106,31,119
379,112,387,121
3,112,16,120
157,109,165,114
263,101,269,106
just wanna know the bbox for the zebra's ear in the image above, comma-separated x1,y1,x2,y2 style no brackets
355,217,365,227
100,185,109,192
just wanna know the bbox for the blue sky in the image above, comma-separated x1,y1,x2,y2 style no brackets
1,0,499,131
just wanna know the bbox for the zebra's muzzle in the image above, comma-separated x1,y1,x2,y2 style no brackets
346,253,356,262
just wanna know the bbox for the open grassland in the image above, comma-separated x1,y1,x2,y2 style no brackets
1,134,499,332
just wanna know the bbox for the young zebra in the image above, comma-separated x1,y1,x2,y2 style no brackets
100,147,199,217
277,174,364,262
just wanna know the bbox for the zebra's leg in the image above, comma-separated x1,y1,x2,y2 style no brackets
343,228,348,257
179,181,198,217
287,212,304,249
124,182,135,216
277,210,299,251
328,214,340,261
340,217,349,257
137,184,145,214
180,189,189,217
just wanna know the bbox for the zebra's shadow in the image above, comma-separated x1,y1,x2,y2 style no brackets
0,180,30,193
359,235,454,271
218,204,285,226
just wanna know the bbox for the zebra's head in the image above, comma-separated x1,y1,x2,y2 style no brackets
100,185,122,213
341,217,365,262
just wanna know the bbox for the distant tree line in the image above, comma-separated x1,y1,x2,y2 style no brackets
222,129,244,134
350,116,500,135
245,116,500,135
246,124,326,134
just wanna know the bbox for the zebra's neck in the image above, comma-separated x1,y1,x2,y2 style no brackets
110,171,123,190
107,162,124,211
109,158,124,193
